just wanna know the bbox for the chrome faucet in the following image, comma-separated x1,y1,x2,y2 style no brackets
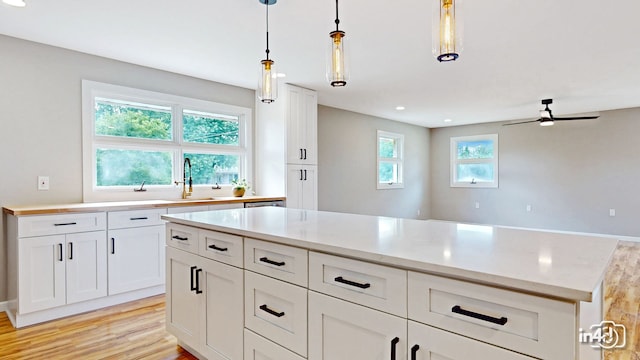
174,157,193,199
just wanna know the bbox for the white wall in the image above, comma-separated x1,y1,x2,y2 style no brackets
0,35,255,302
317,105,430,219
430,108,640,237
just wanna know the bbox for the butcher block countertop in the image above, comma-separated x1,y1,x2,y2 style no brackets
162,207,619,302
2,196,285,216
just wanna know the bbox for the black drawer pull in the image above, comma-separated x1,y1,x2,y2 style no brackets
54,222,77,226
172,235,188,241
58,243,63,262
259,257,285,266
129,217,148,221
208,244,228,252
69,242,73,260
411,344,420,360
195,268,203,294
451,305,508,326
334,276,371,289
111,238,115,254
390,337,399,360
259,304,285,318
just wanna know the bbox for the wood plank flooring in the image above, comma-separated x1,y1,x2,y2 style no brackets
0,241,638,359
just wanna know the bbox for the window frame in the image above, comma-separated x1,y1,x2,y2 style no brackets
450,134,498,188
82,80,252,202
377,130,404,190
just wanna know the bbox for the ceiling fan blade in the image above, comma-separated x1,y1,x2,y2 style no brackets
553,116,600,121
503,119,540,126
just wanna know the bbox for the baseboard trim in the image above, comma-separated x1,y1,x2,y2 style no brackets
0,301,7,313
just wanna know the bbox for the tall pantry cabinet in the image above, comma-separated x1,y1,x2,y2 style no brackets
256,84,318,210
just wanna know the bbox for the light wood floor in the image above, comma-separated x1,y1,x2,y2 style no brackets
0,241,638,359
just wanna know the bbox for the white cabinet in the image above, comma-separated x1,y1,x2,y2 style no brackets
166,238,244,360
308,291,407,360
107,208,166,295
255,84,318,202
407,321,534,360
18,231,107,313
244,329,306,360
285,85,318,165
286,165,317,210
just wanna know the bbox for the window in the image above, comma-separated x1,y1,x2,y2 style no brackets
377,130,404,189
82,80,252,201
450,134,498,188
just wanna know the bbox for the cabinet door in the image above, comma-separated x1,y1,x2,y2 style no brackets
18,235,66,313
244,329,306,360
108,225,165,295
66,231,107,304
286,85,305,164
301,89,318,164
166,247,200,350
300,165,317,210
407,321,534,360
199,254,244,360
286,166,304,209
308,291,406,360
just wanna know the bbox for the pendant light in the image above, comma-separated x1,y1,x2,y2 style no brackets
433,0,462,62
327,0,348,87
258,0,278,103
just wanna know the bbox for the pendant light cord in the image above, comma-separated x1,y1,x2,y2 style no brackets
265,2,270,60
334,0,340,31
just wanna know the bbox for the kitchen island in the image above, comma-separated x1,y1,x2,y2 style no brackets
162,207,619,360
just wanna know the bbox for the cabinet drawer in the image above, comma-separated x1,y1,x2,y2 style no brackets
244,238,308,287
107,208,166,229
244,271,307,357
18,212,106,237
309,252,407,317
244,329,306,360
408,272,575,359
408,320,534,360
166,223,199,253
199,229,243,267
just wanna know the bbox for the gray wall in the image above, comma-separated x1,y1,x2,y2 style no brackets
0,35,254,302
318,105,430,219
430,108,640,237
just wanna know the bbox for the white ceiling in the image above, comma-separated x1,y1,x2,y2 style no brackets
1,0,639,128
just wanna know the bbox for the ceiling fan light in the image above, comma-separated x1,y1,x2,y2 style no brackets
540,119,554,126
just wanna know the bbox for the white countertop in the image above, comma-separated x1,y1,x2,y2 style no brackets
162,207,619,302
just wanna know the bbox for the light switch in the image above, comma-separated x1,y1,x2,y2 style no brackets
609,209,616,217
38,176,49,191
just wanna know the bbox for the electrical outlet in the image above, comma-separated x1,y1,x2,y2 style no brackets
38,176,50,191
526,205,532,212
609,209,616,217
417,209,421,216
475,202,480,209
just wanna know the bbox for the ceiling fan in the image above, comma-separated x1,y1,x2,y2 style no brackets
504,99,600,126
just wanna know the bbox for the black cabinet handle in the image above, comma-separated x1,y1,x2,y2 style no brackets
334,276,371,289
451,305,508,325
69,242,73,260
259,304,285,318
259,257,285,266
111,238,115,254
129,217,148,221
390,337,399,360
208,244,228,252
299,169,303,181
54,222,77,227
411,344,419,360
190,266,197,292
195,268,203,294
304,169,307,180
303,148,307,160
300,148,303,160
58,243,63,262
172,235,188,241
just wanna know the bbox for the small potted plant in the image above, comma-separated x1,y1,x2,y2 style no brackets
231,178,250,197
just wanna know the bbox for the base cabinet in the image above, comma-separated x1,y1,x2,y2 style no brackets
308,291,407,360
407,321,534,360
166,246,243,360
244,329,305,360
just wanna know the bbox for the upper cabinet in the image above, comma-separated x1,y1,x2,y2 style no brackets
286,86,318,165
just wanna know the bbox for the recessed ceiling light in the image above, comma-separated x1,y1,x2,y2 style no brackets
444,118,452,123
395,106,405,111
3,0,26,7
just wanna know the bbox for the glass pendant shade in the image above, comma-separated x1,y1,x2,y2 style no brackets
258,59,277,103
327,31,348,87
433,0,463,62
